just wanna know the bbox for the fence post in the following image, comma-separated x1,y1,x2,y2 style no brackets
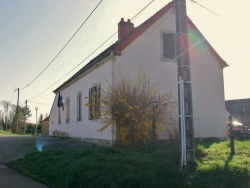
229,115,235,155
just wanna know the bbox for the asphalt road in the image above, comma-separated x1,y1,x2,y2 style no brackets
0,135,92,188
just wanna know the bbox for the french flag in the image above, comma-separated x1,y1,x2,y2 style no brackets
57,93,64,110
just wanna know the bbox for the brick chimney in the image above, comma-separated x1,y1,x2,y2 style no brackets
118,18,134,40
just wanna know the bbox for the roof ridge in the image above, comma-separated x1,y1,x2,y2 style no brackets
136,1,174,28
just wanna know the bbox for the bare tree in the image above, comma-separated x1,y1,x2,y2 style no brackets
0,101,14,130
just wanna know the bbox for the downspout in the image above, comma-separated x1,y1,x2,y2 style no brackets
111,51,115,146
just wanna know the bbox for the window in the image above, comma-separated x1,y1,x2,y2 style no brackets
77,91,82,121
162,32,176,60
58,108,61,124
66,97,70,123
89,84,101,120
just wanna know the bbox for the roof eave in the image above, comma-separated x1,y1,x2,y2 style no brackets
53,48,115,93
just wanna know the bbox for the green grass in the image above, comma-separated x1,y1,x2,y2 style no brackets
190,139,250,187
9,139,250,188
0,130,16,135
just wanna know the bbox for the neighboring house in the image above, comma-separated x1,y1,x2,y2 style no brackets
41,116,49,136
49,1,228,145
226,99,250,128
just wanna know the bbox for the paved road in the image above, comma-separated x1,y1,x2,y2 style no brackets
0,164,47,188
0,135,92,188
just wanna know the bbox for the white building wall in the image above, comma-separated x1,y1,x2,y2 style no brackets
190,48,227,138
49,59,114,143
49,6,227,142
113,8,226,138
113,9,178,139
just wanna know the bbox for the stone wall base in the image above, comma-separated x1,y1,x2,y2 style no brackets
72,137,112,146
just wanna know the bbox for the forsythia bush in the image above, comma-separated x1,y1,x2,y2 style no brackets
100,67,177,146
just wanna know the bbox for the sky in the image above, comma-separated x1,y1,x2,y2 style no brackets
0,0,249,123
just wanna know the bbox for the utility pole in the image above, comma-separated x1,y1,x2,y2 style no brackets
24,100,27,134
35,107,38,135
16,88,19,133
5,103,9,130
175,0,195,166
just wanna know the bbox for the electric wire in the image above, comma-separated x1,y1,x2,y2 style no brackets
189,0,224,18
131,0,155,20
10,90,16,103
27,0,157,101
18,0,221,102
28,100,51,106
20,0,103,91
27,32,117,101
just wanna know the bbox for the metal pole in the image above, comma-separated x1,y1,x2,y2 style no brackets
24,100,27,134
16,88,19,133
35,107,38,135
241,106,243,124
175,0,195,165
152,101,157,144
229,115,235,155
241,105,246,139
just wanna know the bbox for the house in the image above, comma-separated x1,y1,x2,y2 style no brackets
49,1,228,145
226,99,250,128
41,116,50,136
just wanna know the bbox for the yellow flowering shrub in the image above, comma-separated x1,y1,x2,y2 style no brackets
100,67,177,146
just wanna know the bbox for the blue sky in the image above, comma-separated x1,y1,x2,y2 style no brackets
0,0,249,123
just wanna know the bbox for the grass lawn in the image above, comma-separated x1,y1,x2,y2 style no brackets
9,139,250,188
0,130,16,135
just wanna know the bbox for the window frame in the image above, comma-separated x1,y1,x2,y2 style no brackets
66,97,70,124
89,84,101,120
77,91,82,121
161,31,176,61
58,107,61,125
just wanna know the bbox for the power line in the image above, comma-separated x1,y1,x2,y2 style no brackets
131,0,156,20
27,0,157,101
28,100,51,106
27,32,117,101
10,90,16,103
189,0,224,18
20,0,103,91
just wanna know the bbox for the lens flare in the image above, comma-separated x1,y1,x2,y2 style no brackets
188,29,206,62
36,137,49,151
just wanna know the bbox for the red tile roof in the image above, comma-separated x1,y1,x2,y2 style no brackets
114,0,227,67
42,116,49,122
114,1,174,51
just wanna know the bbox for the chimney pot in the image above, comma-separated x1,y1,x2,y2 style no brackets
118,18,134,40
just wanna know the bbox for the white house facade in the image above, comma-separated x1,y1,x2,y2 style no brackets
49,1,228,145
